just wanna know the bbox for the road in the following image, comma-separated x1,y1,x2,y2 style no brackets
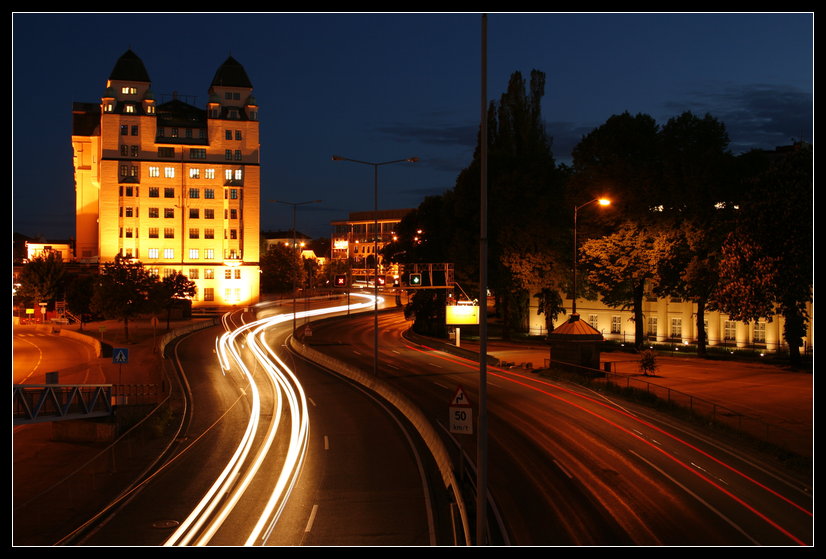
294,308,813,546
70,296,452,546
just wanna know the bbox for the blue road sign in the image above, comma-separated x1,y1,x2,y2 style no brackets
112,348,129,364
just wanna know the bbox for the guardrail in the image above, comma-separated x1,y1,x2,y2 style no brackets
13,384,114,425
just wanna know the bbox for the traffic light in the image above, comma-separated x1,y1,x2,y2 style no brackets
409,273,422,287
334,274,347,287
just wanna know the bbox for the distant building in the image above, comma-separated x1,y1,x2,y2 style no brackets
72,50,260,309
331,209,413,282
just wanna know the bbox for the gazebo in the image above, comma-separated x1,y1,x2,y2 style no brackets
548,314,604,372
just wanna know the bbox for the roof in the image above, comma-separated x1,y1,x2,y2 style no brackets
211,56,253,89
109,49,151,83
548,314,604,341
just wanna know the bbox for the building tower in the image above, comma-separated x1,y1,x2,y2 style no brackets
72,50,260,309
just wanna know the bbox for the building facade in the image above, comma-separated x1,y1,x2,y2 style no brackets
72,50,260,309
527,295,813,354
331,209,412,283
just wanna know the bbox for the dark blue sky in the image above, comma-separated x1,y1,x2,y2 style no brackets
12,12,813,241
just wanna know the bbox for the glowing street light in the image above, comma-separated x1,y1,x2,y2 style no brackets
331,155,418,378
572,197,611,317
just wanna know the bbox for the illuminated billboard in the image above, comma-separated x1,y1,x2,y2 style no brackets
445,305,479,325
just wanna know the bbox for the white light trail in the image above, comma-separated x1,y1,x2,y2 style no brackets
165,293,377,546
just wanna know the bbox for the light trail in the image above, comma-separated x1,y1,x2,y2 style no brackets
165,293,377,546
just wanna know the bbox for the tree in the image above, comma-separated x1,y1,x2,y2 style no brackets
65,273,96,330
151,272,197,329
713,143,812,366
90,255,158,342
260,244,303,294
580,222,677,348
15,252,66,313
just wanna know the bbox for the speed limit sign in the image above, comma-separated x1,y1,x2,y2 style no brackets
449,386,473,435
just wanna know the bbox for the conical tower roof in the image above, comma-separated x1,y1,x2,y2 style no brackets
109,49,151,82
211,56,252,88
548,314,604,341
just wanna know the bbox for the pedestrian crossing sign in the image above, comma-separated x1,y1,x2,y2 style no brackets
112,348,129,364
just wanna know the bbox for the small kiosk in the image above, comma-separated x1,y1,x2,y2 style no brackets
548,313,603,372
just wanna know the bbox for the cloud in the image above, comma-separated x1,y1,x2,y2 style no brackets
664,83,813,153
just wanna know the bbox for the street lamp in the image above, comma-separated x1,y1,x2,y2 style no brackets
572,197,611,317
331,155,418,377
271,199,322,333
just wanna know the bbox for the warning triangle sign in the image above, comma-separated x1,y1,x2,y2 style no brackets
450,386,471,407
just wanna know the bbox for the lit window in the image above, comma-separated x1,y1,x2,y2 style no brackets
189,269,199,279
164,167,175,178
205,249,214,260
204,269,214,279
163,248,174,259
190,168,201,179
125,104,135,113
671,318,682,338
204,287,214,301
121,86,137,95
611,316,621,334
234,169,243,181
149,167,160,178
148,248,159,258
205,169,215,180
189,248,199,259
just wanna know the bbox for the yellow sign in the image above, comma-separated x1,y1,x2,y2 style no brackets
445,305,479,325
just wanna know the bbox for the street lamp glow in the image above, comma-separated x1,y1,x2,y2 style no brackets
572,196,613,317
597,198,611,207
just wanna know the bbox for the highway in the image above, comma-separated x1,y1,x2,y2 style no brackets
295,306,813,546
72,295,453,546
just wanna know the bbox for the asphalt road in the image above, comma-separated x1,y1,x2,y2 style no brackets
294,309,813,546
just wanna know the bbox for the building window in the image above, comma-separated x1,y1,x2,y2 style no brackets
164,228,175,239
225,130,232,140
647,317,658,336
121,86,137,95
229,188,239,200
204,188,215,199
149,167,160,178
190,168,201,179
125,104,136,113
125,227,134,238
148,248,159,258
204,228,214,239
121,125,129,135
163,248,174,259
670,317,682,339
753,321,766,344
120,144,129,156
587,314,598,331
189,269,199,279
164,188,175,198
189,208,200,219
189,228,199,239
148,227,159,238
189,248,199,259
205,169,215,180
611,316,621,334
205,249,215,260
724,320,737,341
131,125,139,136
225,149,232,160
230,208,238,219
124,207,134,218
164,208,175,218
190,148,206,159
123,186,134,197
234,269,241,279
235,130,242,140
149,187,160,198
170,128,179,138
189,187,200,199
164,167,175,178
148,208,159,218
203,287,214,301
205,268,214,279
158,147,175,158
234,150,242,160
230,229,238,240
204,209,215,219
234,169,243,181
225,269,233,279
131,145,139,157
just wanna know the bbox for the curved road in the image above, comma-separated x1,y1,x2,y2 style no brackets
75,299,452,546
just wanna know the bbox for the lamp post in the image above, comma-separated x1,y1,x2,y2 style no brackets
271,199,322,333
572,197,611,317
332,155,418,378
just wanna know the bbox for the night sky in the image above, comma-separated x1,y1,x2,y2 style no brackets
12,12,813,241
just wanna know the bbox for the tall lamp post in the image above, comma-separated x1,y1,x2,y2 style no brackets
331,155,418,378
271,199,322,333
572,197,611,317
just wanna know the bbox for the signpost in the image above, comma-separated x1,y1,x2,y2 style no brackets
113,348,129,404
449,386,473,435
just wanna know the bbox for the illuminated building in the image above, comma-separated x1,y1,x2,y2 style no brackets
72,50,260,309
331,209,412,283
